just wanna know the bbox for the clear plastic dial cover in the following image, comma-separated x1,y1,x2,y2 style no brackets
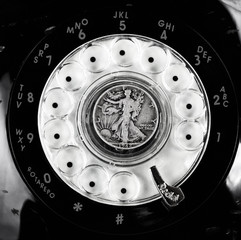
38,34,210,206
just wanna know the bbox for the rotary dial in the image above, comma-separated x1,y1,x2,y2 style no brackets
7,3,239,235
38,35,210,206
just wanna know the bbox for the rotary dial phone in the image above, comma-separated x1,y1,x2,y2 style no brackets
1,0,241,239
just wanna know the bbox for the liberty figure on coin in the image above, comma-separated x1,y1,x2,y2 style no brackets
104,88,146,143
94,85,158,149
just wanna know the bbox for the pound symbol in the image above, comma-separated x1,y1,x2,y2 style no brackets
116,214,124,225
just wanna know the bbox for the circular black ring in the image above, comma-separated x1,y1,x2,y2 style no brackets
7,3,239,235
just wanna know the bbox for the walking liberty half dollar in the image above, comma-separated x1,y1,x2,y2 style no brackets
93,85,159,150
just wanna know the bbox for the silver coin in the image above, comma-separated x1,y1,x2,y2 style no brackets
93,85,159,150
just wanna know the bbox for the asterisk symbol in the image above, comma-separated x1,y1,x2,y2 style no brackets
11,208,19,216
73,202,83,212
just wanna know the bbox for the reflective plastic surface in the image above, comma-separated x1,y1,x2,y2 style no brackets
38,35,210,206
0,0,241,239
